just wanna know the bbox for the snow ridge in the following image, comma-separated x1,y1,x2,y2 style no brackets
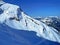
0,2,60,43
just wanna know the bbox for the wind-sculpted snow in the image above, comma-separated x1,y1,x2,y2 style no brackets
0,1,60,44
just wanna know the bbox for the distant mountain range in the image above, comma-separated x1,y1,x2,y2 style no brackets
35,16,60,32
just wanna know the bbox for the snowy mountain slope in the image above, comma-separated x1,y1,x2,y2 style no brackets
0,23,60,45
0,1,60,43
35,16,60,32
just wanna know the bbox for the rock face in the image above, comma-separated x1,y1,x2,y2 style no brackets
0,1,60,44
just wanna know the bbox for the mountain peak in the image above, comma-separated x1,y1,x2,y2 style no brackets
0,2,20,23
0,2,60,43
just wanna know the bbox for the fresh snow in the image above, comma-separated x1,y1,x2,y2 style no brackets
0,2,60,43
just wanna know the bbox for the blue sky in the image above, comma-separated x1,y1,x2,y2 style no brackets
3,0,60,17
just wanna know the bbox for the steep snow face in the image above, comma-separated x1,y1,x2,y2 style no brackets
0,3,60,43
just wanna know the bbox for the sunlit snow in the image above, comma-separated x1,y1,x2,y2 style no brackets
0,1,60,43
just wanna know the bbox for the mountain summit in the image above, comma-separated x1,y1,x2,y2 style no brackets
0,1,60,44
